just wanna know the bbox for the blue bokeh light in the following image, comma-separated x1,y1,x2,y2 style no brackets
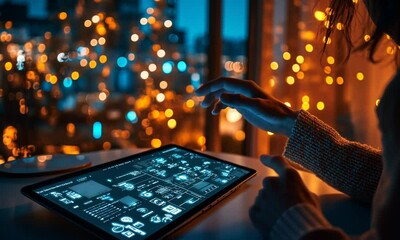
162,61,174,74
117,56,128,68
93,121,102,139
177,61,187,72
63,77,73,88
191,73,201,89
126,110,138,123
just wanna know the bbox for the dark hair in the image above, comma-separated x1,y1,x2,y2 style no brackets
323,0,399,63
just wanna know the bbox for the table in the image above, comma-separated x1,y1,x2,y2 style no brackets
0,148,370,239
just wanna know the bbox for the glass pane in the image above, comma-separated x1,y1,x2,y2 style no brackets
220,0,248,154
0,0,208,163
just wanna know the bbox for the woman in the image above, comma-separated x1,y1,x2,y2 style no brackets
196,0,400,239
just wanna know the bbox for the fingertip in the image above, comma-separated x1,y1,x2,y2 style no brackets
200,101,208,108
260,155,289,176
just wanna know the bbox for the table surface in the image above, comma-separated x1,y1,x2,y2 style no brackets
0,148,342,240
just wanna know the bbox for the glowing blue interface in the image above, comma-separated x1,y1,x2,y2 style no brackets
34,147,250,239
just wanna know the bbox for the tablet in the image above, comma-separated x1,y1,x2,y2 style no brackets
22,144,256,239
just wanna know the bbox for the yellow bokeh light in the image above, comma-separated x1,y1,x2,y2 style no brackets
267,131,274,136
84,20,92,28
376,99,380,106
186,99,195,108
323,36,332,45
314,11,327,21
364,35,371,42
327,56,335,65
59,12,67,20
325,76,334,85
148,16,156,25
96,24,107,36
283,52,291,60
167,119,177,129
150,110,160,119
296,55,305,64
302,95,310,102
336,77,344,85
336,22,344,30
292,64,300,72
270,61,279,70
356,72,364,81
286,76,295,85
5,62,12,71
90,38,98,46
302,102,310,110
305,44,314,53
269,78,276,87
50,75,58,84
197,136,206,146
89,60,97,69
317,101,325,110
71,71,80,80
99,55,107,64
151,138,162,148
386,46,395,55
165,108,174,118
98,37,106,45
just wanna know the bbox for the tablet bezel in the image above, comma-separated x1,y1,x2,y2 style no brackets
21,144,257,239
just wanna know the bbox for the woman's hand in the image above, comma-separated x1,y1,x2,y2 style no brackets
195,77,298,136
249,155,321,238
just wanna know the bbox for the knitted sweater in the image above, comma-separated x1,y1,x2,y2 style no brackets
270,110,383,239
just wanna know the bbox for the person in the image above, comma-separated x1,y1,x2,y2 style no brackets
195,0,400,239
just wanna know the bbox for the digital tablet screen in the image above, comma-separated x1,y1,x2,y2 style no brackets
22,144,256,239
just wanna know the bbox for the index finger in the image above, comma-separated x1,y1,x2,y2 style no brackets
260,155,290,177
195,77,252,96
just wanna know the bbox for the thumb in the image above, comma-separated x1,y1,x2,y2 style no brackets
260,155,290,176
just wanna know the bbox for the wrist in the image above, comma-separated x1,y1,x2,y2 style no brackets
283,110,300,137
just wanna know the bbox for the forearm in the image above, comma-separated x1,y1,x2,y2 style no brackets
283,110,382,203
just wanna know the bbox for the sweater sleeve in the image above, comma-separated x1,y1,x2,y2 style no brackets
270,204,350,240
283,110,382,203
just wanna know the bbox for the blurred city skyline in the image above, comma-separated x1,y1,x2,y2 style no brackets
0,0,248,52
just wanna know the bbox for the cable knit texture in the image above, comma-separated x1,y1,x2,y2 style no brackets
284,110,383,203
270,204,349,240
